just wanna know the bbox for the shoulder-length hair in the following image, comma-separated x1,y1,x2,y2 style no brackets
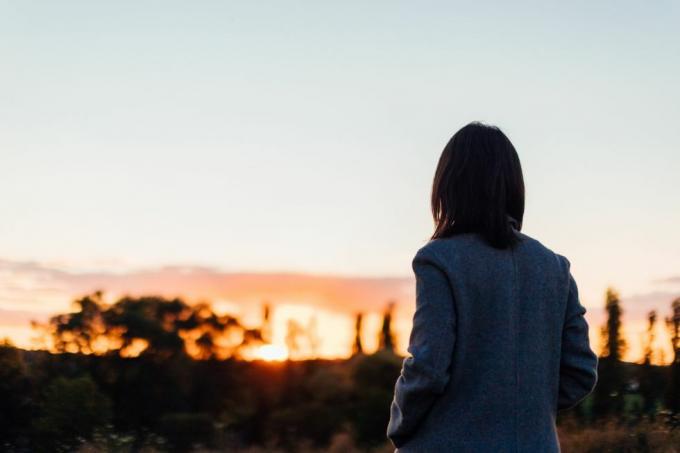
431,122,525,249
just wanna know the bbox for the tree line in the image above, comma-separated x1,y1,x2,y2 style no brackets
0,289,678,451
587,288,680,422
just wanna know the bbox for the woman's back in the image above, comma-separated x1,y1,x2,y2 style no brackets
387,122,598,452
387,232,597,452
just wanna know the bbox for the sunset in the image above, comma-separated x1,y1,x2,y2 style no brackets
1,1,680,452
1,258,677,363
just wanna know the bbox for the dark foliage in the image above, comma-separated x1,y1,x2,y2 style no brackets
1,290,678,451
38,293,258,360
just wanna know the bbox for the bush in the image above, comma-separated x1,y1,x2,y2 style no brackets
33,375,112,451
157,412,215,451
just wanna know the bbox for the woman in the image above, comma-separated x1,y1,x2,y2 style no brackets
387,122,598,452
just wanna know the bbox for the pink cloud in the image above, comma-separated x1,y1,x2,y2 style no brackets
0,259,414,317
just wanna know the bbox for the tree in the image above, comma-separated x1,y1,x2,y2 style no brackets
285,319,304,359
39,293,251,360
643,310,657,365
593,287,627,418
601,288,626,360
352,313,364,356
261,303,272,344
665,298,680,413
378,301,396,353
667,298,680,365
285,317,321,360
639,310,663,417
48,292,106,354
306,316,321,358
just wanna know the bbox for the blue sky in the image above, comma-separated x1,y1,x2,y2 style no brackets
1,0,679,323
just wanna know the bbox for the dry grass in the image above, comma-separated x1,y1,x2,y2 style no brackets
558,420,680,453
76,422,680,453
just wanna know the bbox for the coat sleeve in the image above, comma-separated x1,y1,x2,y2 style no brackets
557,259,598,411
387,248,456,447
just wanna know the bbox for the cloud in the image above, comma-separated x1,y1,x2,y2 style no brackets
653,275,680,286
582,289,680,328
0,308,49,326
0,258,414,318
621,290,680,318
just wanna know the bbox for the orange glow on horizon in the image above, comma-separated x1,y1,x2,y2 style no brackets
0,261,676,365
251,344,289,361
1,302,676,365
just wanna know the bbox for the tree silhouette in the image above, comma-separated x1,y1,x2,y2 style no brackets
285,319,304,359
40,293,249,360
285,316,321,359
643,310,657,365
666,298,680,365
665,297,680,413
593,287,627,418
261,303,272,344
639,310,663,417
378,301,396,353
48,292,106,354
306,316,321,358
601,288,626,360
353,313,364,356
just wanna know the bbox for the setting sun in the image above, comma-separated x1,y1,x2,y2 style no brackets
253,344,289,361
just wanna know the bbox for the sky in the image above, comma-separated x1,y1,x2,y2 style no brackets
1,1,679,361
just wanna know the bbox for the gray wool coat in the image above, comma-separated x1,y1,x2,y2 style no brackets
387,231,598,452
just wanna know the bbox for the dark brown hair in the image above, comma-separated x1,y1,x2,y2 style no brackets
431,122,525,249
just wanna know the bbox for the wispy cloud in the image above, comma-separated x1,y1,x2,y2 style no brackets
653,275,680,286
0,258,414,319
0,308,49,326
621,290,680,319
